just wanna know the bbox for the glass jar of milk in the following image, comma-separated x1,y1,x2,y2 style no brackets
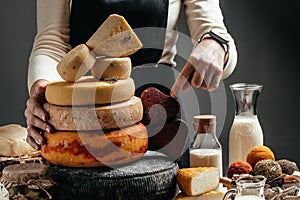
190,115,223,177
228,83,264,165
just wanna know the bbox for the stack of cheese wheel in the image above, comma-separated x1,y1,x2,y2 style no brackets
41,14,148,168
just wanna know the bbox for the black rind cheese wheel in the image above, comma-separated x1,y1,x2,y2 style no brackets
48,151,178,200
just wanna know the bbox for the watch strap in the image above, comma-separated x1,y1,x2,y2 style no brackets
197,30,229,54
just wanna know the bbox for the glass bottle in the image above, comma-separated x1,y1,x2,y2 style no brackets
229,83,264,165
190,115,223,177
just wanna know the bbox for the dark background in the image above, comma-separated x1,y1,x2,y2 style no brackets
0,0,299,170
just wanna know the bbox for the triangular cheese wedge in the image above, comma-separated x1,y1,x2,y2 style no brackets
86,14,142,57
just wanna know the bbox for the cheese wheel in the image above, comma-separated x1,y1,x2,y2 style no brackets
48,151,178,199
57,44,96,82
91,56,131,80
0,124,38,157
44,96,143,131
86,14,142,57
177,167,219,196
41,123,148,167
45,76,135,106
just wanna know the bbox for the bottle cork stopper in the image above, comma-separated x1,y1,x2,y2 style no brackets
193,115,216,134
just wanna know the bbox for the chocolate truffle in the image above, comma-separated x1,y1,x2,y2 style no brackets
227,160,253,178
277,159,299,175
253,159,282,181
247,145,275,168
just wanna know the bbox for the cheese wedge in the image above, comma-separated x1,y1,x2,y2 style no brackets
92,56,131,80
177,167,219,196
57,44,96,82
86,14,142,57
175,191,224,200
0,124,38,157
44,96,143,131
45,76,135,106
41,123,148,167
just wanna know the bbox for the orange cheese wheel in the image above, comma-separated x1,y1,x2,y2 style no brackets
41,123,148,167
45,76,135,106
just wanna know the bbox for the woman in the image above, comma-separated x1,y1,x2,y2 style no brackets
25,0,237,151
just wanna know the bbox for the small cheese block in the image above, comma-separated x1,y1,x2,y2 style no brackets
44,96,143,131
86,14,142,57
57,44,96,82
92,56,131,80
41,123,148,167
0,124,38,157
175,191,224,200
177,167,219,196
45,76,135,106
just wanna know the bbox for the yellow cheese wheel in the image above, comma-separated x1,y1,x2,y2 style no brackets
91,56,131,80
86,14,142,57
41,123,148,167
45,76,135,106
57,44,96,82
44,96,143,131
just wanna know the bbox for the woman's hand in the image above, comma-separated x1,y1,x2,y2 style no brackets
24,79,54,150
170,38,227,98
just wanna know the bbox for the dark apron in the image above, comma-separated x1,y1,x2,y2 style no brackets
69,0,169,67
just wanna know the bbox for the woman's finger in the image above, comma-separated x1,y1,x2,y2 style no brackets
171,62,194,98
26,97,49,122
26,126,46,149
191,70,204,88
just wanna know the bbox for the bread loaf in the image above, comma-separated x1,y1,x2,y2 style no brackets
92,56,131,80
57,44,96,82
45,76,135,106
0,124,38,157
177,167,219,196
41,123,148,167
86,14,142,57
44,96,143,131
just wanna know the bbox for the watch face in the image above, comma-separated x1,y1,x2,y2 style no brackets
209,30,230,44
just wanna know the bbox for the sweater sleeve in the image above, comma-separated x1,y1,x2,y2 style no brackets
182,0,238,79
27,0,71,91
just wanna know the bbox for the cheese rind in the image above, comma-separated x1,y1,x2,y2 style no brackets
177,167,219,196
86,14,142,57
175,191,224,200
45,76,135,106
57,44,96,82
41,123,148,167
44,96,143,131
92,56,131,80
48,151,178,199
0,124,38,157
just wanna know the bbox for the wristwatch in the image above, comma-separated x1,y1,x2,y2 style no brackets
197,30,230,54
